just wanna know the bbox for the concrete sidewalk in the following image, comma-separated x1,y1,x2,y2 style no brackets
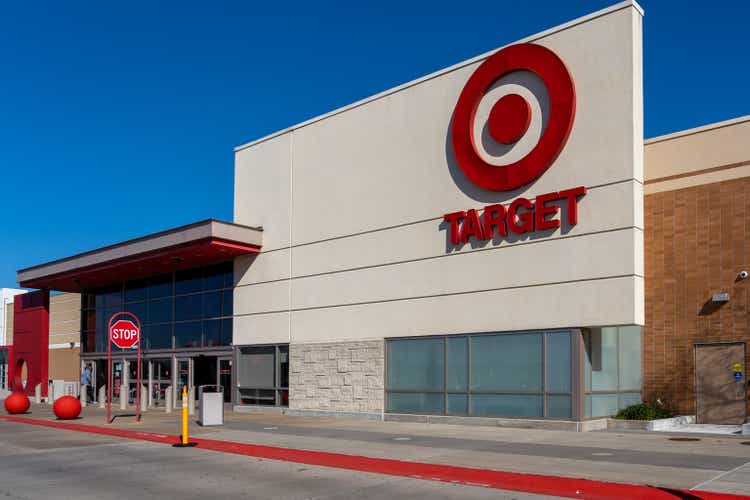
8,403,750,496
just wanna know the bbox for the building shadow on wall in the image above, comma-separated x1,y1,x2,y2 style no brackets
698,299,727,316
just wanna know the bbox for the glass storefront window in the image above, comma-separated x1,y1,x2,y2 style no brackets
471,333,542,392
546,332,571,393
124,279,148,302
446,336,467,392
149,275,172,299
618,326,642,390
590,327,618,391
386,330,573,419
447,393,468,415
583,326,643,417
144,324,172,350
203,320,222,347
175,294,202,321
175,268,202,295
547,395,572,418
124,301,147,322
148,298,173,324
174,321,202,348
236,344,289,406
387,393,444,414
203,264,226,291
386,338,444,391
81,263,233,353
591,394,618,417
203,291,222,318
471,394,543,418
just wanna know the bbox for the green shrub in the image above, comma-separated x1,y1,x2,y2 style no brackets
615,401,673,420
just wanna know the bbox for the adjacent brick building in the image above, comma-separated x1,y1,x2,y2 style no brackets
643,115,750,416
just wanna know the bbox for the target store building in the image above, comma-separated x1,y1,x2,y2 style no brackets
13,1,744,427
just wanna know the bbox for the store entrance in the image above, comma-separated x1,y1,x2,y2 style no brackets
193,355,217,389
193,355,231,403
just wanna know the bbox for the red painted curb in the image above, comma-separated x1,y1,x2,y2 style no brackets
1,415,746,500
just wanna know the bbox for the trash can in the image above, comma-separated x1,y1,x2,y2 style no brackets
198,385,224,426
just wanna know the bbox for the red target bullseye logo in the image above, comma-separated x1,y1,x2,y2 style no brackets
452,43,576,191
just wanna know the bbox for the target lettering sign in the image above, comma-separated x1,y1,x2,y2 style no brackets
110,319,140,349
446,43,586,244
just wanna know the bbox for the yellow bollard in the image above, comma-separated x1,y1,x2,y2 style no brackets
172,385,196,447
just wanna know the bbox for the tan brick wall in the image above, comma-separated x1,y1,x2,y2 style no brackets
49,293,81,345
644,176,750,415
49,347,80,382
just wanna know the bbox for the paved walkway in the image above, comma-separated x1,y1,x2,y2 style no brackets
3,403,750,498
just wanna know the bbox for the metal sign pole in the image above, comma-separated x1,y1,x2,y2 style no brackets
107,311,142,424
136,335,141,422
107,314,113,424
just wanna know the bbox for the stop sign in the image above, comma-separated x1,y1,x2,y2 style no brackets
110,319,140,349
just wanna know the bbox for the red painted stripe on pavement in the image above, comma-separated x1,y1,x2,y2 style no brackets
0,415,175,445
1,415,746,500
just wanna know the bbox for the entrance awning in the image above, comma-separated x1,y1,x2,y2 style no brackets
17,219,262,292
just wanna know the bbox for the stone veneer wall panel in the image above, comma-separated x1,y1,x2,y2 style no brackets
289,341,384,414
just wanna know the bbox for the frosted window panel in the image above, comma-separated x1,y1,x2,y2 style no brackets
387,392,444,414
591,394,618,417
546,332,571,393
447,337,468,391
387,338,444,391
547,395,571,418
447,394,468,415
618,392,642,410
619,326,642,390
591,328,618,391
470,334,542,391
471,394,543,418
237,346,275,388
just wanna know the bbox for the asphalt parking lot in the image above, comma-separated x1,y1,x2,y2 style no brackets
0,419,562,500
2,404,750,498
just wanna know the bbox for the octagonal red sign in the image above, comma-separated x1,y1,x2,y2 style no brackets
110,319,140,349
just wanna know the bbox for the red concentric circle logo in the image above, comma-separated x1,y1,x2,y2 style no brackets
452,43,576,191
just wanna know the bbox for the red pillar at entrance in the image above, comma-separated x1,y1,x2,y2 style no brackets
11,290,50,397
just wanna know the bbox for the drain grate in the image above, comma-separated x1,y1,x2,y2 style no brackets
668,437,701,442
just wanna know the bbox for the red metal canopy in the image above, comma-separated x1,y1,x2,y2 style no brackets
17,219,262,292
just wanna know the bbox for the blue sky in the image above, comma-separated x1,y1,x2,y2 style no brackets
1,1,748,288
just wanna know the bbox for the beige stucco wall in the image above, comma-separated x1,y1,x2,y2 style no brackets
644,115,750,194
233,2,644,349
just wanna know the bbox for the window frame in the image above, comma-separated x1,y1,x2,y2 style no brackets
80,261,234,354
234,343,289,407
385,330,574,419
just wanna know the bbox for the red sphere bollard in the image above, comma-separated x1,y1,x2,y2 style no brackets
53,395,81,420
4,392,30,414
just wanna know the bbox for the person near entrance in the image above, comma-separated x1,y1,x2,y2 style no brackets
81,364,94,403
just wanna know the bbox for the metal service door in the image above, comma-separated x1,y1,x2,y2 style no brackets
695,342,746,424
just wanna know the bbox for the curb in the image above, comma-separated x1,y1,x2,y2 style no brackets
0,415,745,500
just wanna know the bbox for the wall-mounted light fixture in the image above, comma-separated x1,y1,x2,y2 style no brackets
712,293,730,303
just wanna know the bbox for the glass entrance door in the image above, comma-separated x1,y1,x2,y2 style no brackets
127,360,147,405
176,358,191,393
218,357,231,403
112,361,124,403
151,359,172,406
